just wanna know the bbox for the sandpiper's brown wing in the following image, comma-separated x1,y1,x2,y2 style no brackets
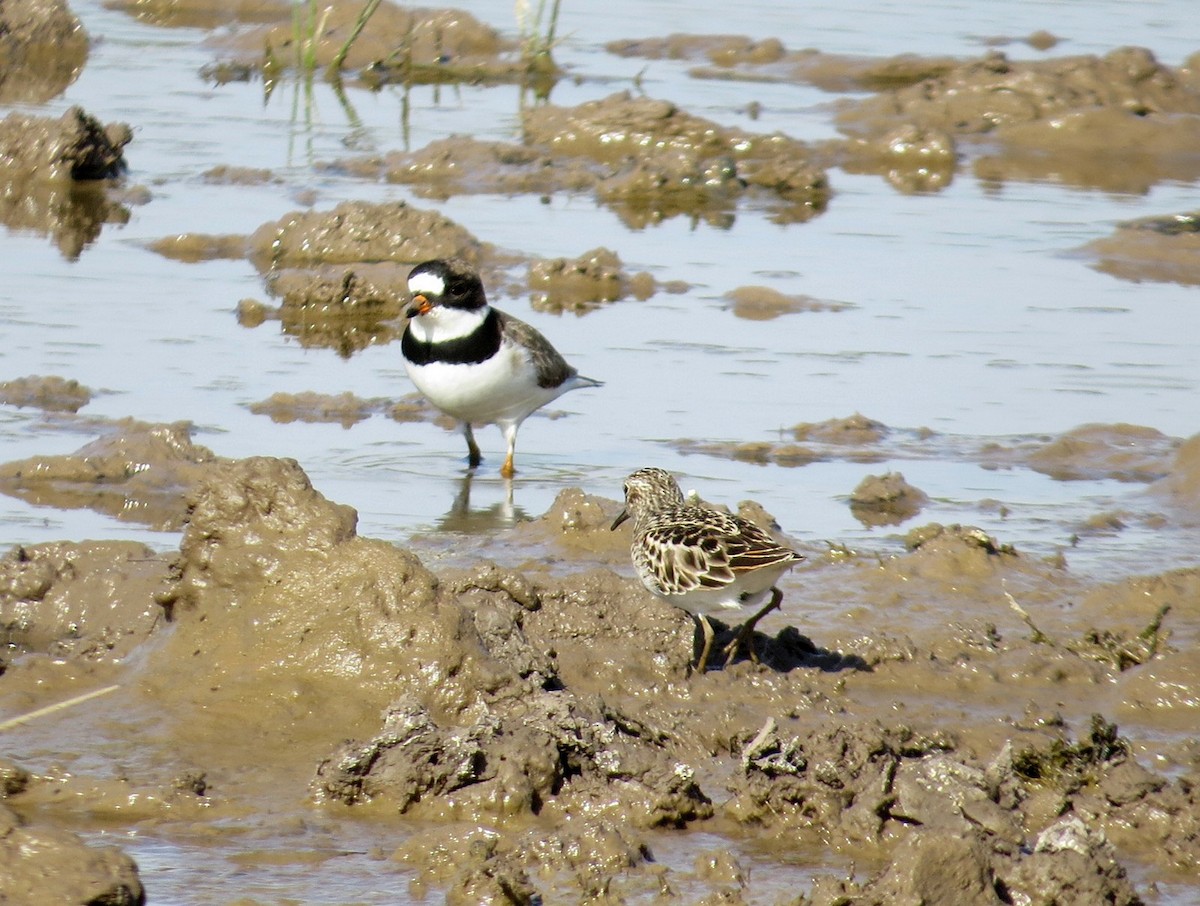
638,507,800,595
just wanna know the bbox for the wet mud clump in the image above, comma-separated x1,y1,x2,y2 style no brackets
850,471,928,526
526,247,663,314
0,0,89,104
0,374,93,413
1081,211,1200,287
523,92,829,227
343,91,829,228
237,199,484,354
0,420,224,531
615,35,1200,198
0,540,165,659
0,106,133,258
0,790,145,906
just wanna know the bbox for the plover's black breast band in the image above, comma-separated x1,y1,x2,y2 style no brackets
402,308,503,366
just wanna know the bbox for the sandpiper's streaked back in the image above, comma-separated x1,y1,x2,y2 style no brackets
612,467,803,671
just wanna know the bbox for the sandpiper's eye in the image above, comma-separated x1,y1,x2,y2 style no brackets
447,278,469,296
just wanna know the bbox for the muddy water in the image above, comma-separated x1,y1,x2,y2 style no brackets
2,0,1200,903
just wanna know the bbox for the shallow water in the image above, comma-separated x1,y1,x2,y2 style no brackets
2,1,1200,900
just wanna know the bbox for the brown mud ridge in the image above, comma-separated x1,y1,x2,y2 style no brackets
609,36,1200,278
333,91,830,229
154,198,676,355
2,425,1200,902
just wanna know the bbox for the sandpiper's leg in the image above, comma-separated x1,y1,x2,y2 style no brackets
500,422,519,478
725,587,783,666
695,614,716,673
462,422,482,469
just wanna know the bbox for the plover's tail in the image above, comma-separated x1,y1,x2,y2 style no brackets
566,374,603,391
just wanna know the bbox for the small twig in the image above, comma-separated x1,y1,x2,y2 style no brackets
1003,582,1055,646
741,716,777,769
0,684,120,732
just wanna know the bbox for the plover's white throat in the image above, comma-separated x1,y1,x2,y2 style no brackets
611,467,803,672
402,258,601,477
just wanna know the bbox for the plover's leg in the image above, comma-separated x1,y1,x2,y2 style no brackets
500,421,519,478
724,587,783,666
695,614,716,673
461,422,482,468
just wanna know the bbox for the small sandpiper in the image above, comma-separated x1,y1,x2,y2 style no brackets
402,259,602,477
611,467,803,671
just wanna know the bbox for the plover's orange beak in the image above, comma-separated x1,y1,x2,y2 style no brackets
406,294,433,318
610,509,630,531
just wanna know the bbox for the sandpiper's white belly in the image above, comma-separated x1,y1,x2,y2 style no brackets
638,560,793,617
405,342,563,426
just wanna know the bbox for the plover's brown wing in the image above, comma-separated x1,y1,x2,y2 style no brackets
496,310,577,389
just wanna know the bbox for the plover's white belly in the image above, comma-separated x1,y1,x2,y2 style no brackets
405,343,562,425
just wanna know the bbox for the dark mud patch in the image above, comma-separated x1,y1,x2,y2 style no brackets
984,423,1180,483
522,92,830,228
1080,210,1200,286
232,199,484,354
835,46,1200,194
0,107,133,259
974,108,1200,194
0,420,224,531
0,375,93,413
336,90,829,228
1149,433,1200,513
0,0,89,104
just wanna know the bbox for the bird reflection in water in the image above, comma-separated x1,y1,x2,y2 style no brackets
434,470,527,534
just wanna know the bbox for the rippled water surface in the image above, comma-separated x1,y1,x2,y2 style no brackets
2,3,1200,897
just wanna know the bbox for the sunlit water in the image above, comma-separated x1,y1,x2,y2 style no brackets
2,2,1199,899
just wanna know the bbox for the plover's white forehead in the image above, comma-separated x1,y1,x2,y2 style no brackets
408,271,445,296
